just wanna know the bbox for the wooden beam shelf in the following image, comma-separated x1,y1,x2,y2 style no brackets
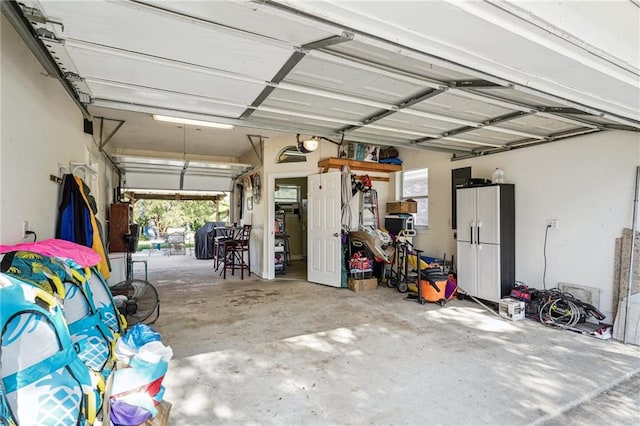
318,157,402,174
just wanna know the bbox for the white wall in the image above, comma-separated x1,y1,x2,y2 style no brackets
0,18,110,244
397,131,640,320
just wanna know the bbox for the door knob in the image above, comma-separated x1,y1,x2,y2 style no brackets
333,233,339,237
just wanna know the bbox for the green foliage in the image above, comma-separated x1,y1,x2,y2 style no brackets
134,198,229,234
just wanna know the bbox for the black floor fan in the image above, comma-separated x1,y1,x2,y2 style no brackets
110,224,160,327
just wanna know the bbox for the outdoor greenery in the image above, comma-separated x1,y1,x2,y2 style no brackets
133,198,229,236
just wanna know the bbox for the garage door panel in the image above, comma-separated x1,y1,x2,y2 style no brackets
289,56,424,103
412,92,515,121
38,0,292,80
89,83,246,118
68,46,262,109
262,88,377,121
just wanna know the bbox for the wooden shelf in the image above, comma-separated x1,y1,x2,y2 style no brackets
318,157,402,173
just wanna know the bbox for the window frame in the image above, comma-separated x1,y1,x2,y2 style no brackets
274,184,300,204
398,167,429,228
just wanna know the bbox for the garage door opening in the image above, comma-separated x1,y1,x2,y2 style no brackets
107,190,230,283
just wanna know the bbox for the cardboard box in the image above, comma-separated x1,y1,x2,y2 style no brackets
499,298,525,321
348,277,378,292
143,400,172,426
386,201,417,214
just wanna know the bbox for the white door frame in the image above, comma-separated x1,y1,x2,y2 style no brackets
265,170,315,280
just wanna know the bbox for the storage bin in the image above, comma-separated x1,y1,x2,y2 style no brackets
499,298,525,321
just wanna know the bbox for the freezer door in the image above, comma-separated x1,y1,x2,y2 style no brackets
456,187,476,242
456,241,477,296
476,243,501,302
476,186,500,245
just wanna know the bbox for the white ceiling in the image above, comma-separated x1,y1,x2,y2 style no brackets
10,0,640,170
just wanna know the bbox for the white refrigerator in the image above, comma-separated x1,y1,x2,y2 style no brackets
456,184,515,302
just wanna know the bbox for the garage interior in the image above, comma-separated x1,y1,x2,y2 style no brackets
1,0,640,425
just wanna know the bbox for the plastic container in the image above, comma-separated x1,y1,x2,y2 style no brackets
492,168,505,184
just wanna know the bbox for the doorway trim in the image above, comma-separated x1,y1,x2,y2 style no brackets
266,170,316,280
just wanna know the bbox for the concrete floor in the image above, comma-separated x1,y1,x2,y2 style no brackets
135,253,640,425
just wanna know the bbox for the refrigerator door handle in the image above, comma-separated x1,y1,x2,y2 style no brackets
477,221,481,244
470,222,474,245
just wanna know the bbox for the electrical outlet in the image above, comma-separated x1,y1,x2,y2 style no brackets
546,219,559,229
22,221,29,238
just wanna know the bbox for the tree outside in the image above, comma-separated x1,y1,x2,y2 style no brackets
133,197,229,237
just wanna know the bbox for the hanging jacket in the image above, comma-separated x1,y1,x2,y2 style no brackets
56,174,110,279
75,176,110,278
57,174,93,247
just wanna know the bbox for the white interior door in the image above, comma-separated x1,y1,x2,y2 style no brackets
308,172,342,287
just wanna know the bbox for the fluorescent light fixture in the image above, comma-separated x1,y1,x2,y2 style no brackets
152,114,235,130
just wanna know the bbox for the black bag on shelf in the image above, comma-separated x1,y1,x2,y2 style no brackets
379,146,399,160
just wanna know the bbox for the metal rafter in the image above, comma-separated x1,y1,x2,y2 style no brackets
452,127,603,160
67,39,607,146
96,117,123,176
412,111,538,146
239,32,354,120
247,135,265,163
19,0,636,161
99,118,126,150
338,87,449,132
310,48,623,143
314,47,615,131
259,1,640,129
300,2,640,127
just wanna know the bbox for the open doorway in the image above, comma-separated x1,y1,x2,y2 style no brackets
274,177,307,280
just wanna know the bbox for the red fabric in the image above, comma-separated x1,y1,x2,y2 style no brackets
0,238,101,267
111,376,165,400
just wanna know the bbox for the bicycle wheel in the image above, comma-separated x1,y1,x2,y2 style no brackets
110,279,160,326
